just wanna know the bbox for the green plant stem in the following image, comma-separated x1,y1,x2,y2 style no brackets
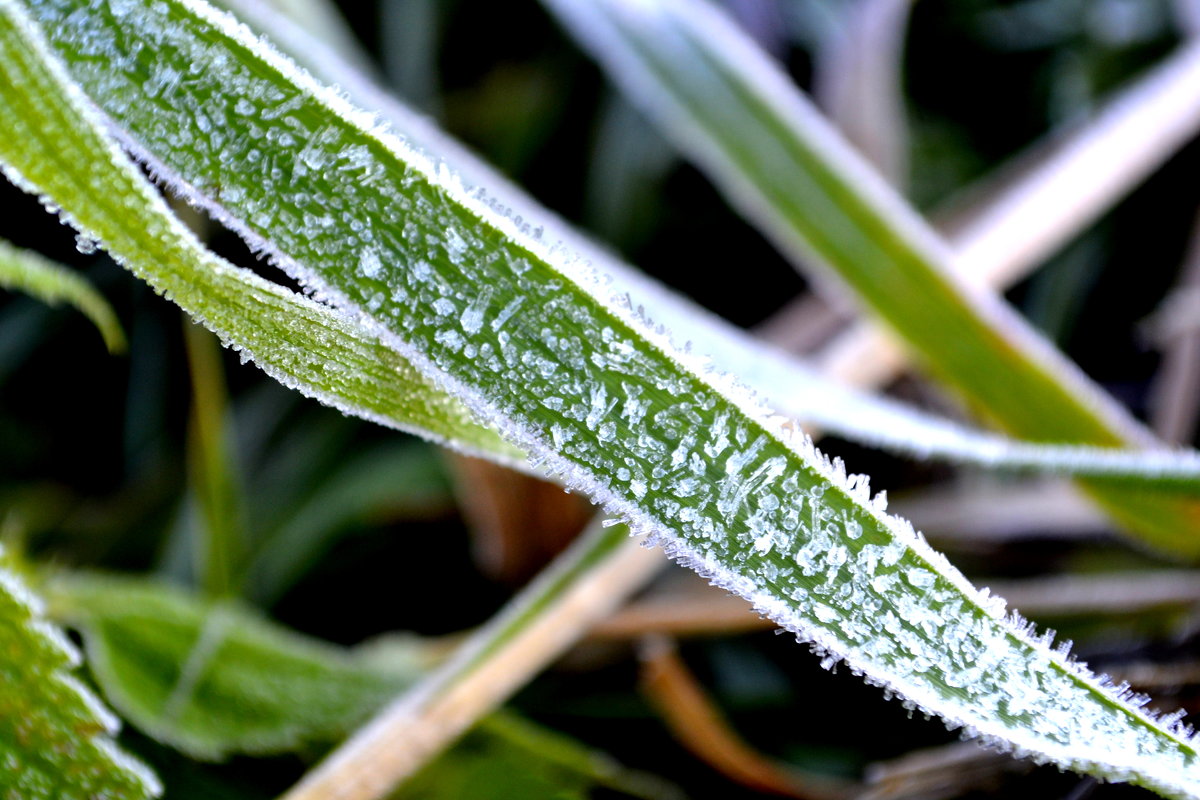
182,319,246,598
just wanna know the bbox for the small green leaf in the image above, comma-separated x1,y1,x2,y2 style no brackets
46,572,676,799
0,236,125,353
0,549,159,800
46,573,427,761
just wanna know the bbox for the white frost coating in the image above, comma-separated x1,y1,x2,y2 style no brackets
15,0,1200,795
213,0,1200,486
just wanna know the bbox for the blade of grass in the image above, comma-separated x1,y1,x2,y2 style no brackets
5,2,1200,798
45,571,432,759
257,0,370,73
813,33,1200,390
892,480,1106,544
283,519,663,800
182,321,247,598
0,10,525,472
0,236,125,352
541,0,1200,555
45,571,680,800
812,0,912,188
1150,211,1200,444
244,441,453,605
218,0,1200,499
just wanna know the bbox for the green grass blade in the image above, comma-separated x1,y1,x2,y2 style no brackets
0,547,160,800
812,0,911,187
401,710,682,800
0,236,125,352
244,441,453,604
183,321,247,598
819,38,1200,399
207,0,1200,496
539,0,1200,557
3,1,1200,797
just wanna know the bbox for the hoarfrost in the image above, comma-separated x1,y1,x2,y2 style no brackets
24,0,1200,794
358,247,381,278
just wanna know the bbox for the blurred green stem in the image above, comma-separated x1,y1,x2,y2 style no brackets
182,318,246,598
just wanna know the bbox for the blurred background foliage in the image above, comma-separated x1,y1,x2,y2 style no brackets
3,0,1200,797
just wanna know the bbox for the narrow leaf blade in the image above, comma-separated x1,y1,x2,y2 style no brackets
3,2,1199,797
0,236,125,352
0,549,159,800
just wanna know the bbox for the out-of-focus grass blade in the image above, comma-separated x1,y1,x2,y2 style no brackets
284,519,662,800
182,321,247,598
380,0,443,118
398,710,683,800
46,572,678,799
819,36,1200,389
0,236,125,352
257,0,369,72
0,547,160,800
813,0,912,187
47,572,427,759
5,2,1200,799
540,0,1200,557
1150,212,1200,444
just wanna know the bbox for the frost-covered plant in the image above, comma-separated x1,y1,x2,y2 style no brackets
2,0,1200,799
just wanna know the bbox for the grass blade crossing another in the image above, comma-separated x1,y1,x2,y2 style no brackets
4,2,1200,798
540,0,1200,557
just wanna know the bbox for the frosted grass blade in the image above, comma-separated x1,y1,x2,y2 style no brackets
0,6,522,470
209,0,1200,497
3,2,1200,798
0,547,160,800
540,0,1200,556
0,236,125,352
32,0,1200,492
